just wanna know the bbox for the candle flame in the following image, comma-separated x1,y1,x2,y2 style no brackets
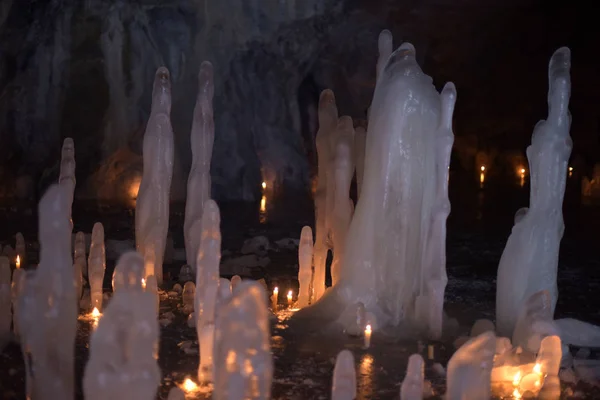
260,195,266,213
182,378,198,392
512,388,522,399
287,290,292,297
261,181,266,189
569,166,573,172
141,278,146,289
273,287,278,295
16,255,20,269
480,165,486,172
91,307,100,318
365,324,372,334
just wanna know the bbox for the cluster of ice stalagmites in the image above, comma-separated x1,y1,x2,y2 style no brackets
294,31,456,338
88,222,106,311
495,47,572,337
83,252,160,400
195,200,221,383
185,61,215,273
214,281,272,400
19,184,77,400
135,67,175,285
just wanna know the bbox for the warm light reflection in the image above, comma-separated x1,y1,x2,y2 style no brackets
512,388,522,399
129,176,141,200
480,165,486,172
16,255,20,269
260,195,266,213
569,166,573,177
141,278,146,289
518,167,526,187
91,307,101,329
287,290,293,306
479,172,485,185
91,307,100,318
513,371,522,386
261,181,266,189
533,363,541,375
273,287,279,297
182,378,199,393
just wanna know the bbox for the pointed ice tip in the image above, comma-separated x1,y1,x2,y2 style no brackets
199,61,214,81
378,29,393,51
398,42,416,56
156,66,170,82
202,199,221,223
300,226,313,241
320,89,336,105
335,349,355,368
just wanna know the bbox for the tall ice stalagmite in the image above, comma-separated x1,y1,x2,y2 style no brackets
292,32,456,335
496,47,572,337
136,67,175,284
185,61,215,272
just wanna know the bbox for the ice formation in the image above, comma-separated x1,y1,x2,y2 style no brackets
293,32,456,336
400,354,424,400
230,275,241,292
496,47,572,337
59,137,76,229
74,259,83,306
185,61,215,272
214,281,272,400
136,67,175,284
88,222,106,311
74,231,87,280
112,251,145,292
83,272,160,400
512,290,558,353
537,335,562,377
20,184,77,400
17,271,36,399
297,225,313,308
446,331,495,399
195,200,221,382
0,256,10,343
331,349,356,400
219,278,232,303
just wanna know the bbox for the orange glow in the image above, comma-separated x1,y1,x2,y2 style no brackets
16,255,20,269
182,378,198,392
480,165,486,172
261,181,266,189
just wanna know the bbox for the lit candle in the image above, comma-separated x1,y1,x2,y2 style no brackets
15,255,20,269
261,181,267,189
479,172,485,184
260,195,266,213
287,290,293,306
182,378,198,393
91,307,101,329
513,370,522,386
364,324,372,349
569,166,573,177
271,287,278,310
141,278,146,289
480,165,485,172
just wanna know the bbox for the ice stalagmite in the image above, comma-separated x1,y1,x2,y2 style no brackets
0,257,10,344
400,354,424,400
20,184,77,400
112,251,145,292
185,61,215,273
88,222,106,311
331,350,356,400
313,89,338,302
230,275,241,292
496,48,572,337
446,331,496,400
83,259,160,400
330,117,355,286
292,33,457,335
195,200,221,383
297,226,313,308
376,30,393,81
59,137,76,231
214,281,272,400
136,67,174,284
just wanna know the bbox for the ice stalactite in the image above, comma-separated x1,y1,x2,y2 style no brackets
185,61,215,271
496,47,572,337
292,32,456,337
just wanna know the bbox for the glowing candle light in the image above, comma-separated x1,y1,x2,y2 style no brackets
271,286,278,310
91,307,101,329
569,166,573,177
260,195,266,213
479,172,485,185
15,255,20,269
182,378,198,393
513,370,522,386
428,345,434,360
287,290,293,306
91,307,100,318
480,165,485,172
364,324,372,349
533,363,542,376
273,287,279,297
261,181,266,189
141,278,146,289
512,388,522,399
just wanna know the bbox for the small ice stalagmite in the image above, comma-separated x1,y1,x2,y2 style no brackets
446,331,496,400
185,61,215,273
112,251,145,292
168,387,186,400
0,256,11,343
230,275,241,292
400,354,424,400
214,281,272,400
313,89,338,302
195,200,221,383
496,47,572,337
536,335,562,376
376,29,393,81
15,232,25,265
21,184,77,400
354,126,367,200
330,117,355,286
291,34,457,333
83,268,160,400
136,67,175,285
74,231,87,280
218,278,232,303
88,222,106,311
297,226,313,308
58,137,76,230
74,261,83,306
512,290,559,353
331,349,356,400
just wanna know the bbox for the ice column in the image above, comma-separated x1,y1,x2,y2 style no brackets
496,48,572,336
297,226,313,308
214,281,272,400
20,184,77,400
331,350,356,400
136,67,175,284
83,270,160,400
195,200,221,383
112,251,145,292
74,231,87,280
400,354,424,400
88,222,106,311
313,89,338,301
330,117,355,285
292,35,457,332
185,61,215,272
0,257,10,343
59,137,76,230
446,331,495,400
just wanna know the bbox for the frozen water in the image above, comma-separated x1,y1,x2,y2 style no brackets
331,349,356,400
297,226,313,308
74,231,87,280
400,354,424,400
59,137,76,230
88,222,106,311
496,47,572,336
512,290,559,353
112,251,145,292
536,335,562,376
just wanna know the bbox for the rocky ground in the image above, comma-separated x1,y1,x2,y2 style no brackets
1,179,600,399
